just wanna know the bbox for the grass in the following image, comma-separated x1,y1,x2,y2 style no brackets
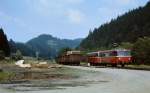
126,64,150,69
0,72,15,82
0,59,16,64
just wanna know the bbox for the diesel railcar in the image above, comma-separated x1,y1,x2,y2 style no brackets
87,49,132,67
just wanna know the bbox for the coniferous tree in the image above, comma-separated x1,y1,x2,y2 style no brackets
9,39,17,53
79,1,150,50
0,28,10,56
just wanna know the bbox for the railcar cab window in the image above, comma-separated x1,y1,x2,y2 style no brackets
117,51,131,56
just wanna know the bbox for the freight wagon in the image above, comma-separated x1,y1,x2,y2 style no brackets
57,51,84,65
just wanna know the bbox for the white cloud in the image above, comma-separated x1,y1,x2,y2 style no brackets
67,9,85,24
26,0,85,17
64,0,84,4
0,10,28,28
38,0,49,6
116,0,131,5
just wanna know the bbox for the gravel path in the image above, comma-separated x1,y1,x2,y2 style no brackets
0,66,150,93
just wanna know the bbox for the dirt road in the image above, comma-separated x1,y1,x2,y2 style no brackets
0,66,150,93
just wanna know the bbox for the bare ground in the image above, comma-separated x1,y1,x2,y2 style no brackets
0,65,150,93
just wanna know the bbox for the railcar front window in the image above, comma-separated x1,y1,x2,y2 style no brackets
117,51,131,56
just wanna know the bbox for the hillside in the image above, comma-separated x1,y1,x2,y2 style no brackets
10,34,82,59
9,39,35,57
79,2,150,50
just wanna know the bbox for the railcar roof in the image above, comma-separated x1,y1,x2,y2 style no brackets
87,49,130,54
98,49,130,52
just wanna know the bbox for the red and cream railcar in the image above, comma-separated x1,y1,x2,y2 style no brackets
87,49,132,67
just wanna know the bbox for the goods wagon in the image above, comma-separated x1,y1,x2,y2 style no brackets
57,51,84,65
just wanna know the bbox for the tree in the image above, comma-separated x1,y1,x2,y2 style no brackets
58,47,72,56
118,42,133,49
79,2,150,50
132,37,150,65
0,28,10,56
16,50,23,59
9,39,17,53
11,50,23,60
0,50,5,60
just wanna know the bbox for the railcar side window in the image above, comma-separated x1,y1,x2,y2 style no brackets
117,51,131,56
99,52,109,57
99,53,109,57
88,52,99,57
99,53,105,57
94,53,98,57
105,53,109,57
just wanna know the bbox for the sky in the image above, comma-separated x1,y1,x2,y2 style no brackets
0,0,149,42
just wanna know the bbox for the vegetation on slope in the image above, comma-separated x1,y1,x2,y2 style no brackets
80,2,150,50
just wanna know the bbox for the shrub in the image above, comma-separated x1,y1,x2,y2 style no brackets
132,37,150,65
10,50,23,60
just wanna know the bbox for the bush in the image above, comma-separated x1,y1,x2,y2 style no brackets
10,50,23,60
118,42,133,49
57,47,72,56
132,37,150,65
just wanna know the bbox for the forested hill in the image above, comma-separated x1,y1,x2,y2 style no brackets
26,34,82,58
9,34,82,59
79,2,150,50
